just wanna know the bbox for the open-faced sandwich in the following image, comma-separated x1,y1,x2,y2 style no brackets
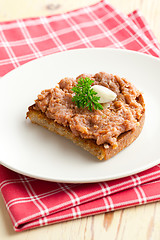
27,72,145,160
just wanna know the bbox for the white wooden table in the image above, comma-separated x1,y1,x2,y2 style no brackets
0,0,160,239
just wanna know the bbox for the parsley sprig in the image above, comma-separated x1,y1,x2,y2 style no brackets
71,77,103,111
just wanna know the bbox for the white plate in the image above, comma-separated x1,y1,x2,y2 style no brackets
0,48,160,183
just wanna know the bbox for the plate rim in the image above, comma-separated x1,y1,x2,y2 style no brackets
2,47,160,79
1,158,160,183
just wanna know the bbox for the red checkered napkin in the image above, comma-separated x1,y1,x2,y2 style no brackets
0,0,160,232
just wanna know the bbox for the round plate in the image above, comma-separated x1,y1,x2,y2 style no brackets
0,48,160,183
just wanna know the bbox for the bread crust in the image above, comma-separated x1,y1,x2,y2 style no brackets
27,105,145,160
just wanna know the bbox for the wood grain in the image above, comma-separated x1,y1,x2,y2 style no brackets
0,0,160,239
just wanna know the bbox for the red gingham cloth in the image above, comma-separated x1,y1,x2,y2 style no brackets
0,0,160,232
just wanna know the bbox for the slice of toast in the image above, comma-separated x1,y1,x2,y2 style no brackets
27,106,145,160
26,72,145,160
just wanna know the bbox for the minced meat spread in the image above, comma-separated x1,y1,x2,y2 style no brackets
33,72,145,148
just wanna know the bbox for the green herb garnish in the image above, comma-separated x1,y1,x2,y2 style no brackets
71,77,103,111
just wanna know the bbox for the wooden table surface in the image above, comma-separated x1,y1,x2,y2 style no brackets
0,0,160,239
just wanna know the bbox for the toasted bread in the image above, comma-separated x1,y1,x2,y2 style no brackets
27,72,145,160
27,105,145,160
